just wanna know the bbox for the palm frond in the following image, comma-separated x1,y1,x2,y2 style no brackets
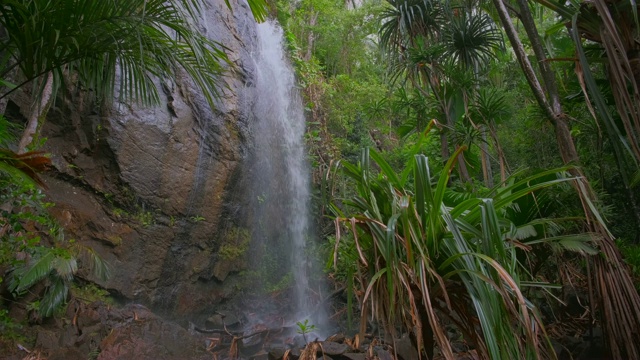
0,0,268,112
38,276,69,317
524,233,599,255
51,252,78,281
443,11,503,70
9,249,56,295
72,244,111,281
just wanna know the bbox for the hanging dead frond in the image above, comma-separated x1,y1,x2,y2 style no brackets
228,337,239,360
0,149,51,187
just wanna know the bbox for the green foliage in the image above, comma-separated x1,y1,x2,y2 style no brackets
618,240,640,290
219,227,250,261
0,308,20,335
1,179,110,318
8,243,110,317
0,0,219,108
444,11,503,69
71,283,114,305
0,182,56,266
330,145,599,358
278,0,393,166
0,307,31,348
135,210,155,227
0,115,17,147
296,319,317,344
278,0,640,356
0,149,51,187
189,215,206,223
0,0,269,107
266,272,294,293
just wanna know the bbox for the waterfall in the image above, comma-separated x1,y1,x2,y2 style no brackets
247,20,316,320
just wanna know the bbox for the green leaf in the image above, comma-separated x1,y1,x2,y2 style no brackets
10,249,56,294
525,234,599,255
39,276,69,317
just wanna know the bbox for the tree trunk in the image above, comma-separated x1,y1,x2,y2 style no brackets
487,122,508,183
456,148,471,183
480,126,494,187
303,12,318,62
18,72,53,153
440,130,450,159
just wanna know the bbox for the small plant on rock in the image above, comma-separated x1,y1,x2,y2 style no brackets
189,215,205,223
296,319,317,345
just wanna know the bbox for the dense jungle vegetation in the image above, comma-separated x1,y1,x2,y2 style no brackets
277,0,640,357
2,0,640,358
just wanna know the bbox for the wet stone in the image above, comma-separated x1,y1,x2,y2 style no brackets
321,341,349,356
249,350,269,360
373,345,394,360
343,353,367,360
205,312,240,328
394,334,419,360
268,346,288,360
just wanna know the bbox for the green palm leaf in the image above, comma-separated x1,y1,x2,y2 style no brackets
73,244,111,281
443,11,503,70
9,249,56,294
525,234,599,255
0,0,267,112
38,276,69,317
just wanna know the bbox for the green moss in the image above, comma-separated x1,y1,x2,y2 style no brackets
235,270,293,294
106,235,122,246
218,227,250,261
71,283,114,305
112,208,126,218
134,210,154,227
266,272,293,293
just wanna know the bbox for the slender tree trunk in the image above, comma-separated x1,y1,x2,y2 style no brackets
440,131,450,159
493,0,640,357
303,12,318,62
480,126,493,187
456,146,471,183
487,122,508,183
18,72,53,153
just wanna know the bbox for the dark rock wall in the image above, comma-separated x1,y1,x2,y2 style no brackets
38,0,259,318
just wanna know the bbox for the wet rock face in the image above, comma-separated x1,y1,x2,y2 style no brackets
31,302,210,360
39,0,258,317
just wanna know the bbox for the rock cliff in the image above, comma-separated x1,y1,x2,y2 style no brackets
32,0,259,318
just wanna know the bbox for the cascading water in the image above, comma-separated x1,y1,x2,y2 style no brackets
246,20,320,323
